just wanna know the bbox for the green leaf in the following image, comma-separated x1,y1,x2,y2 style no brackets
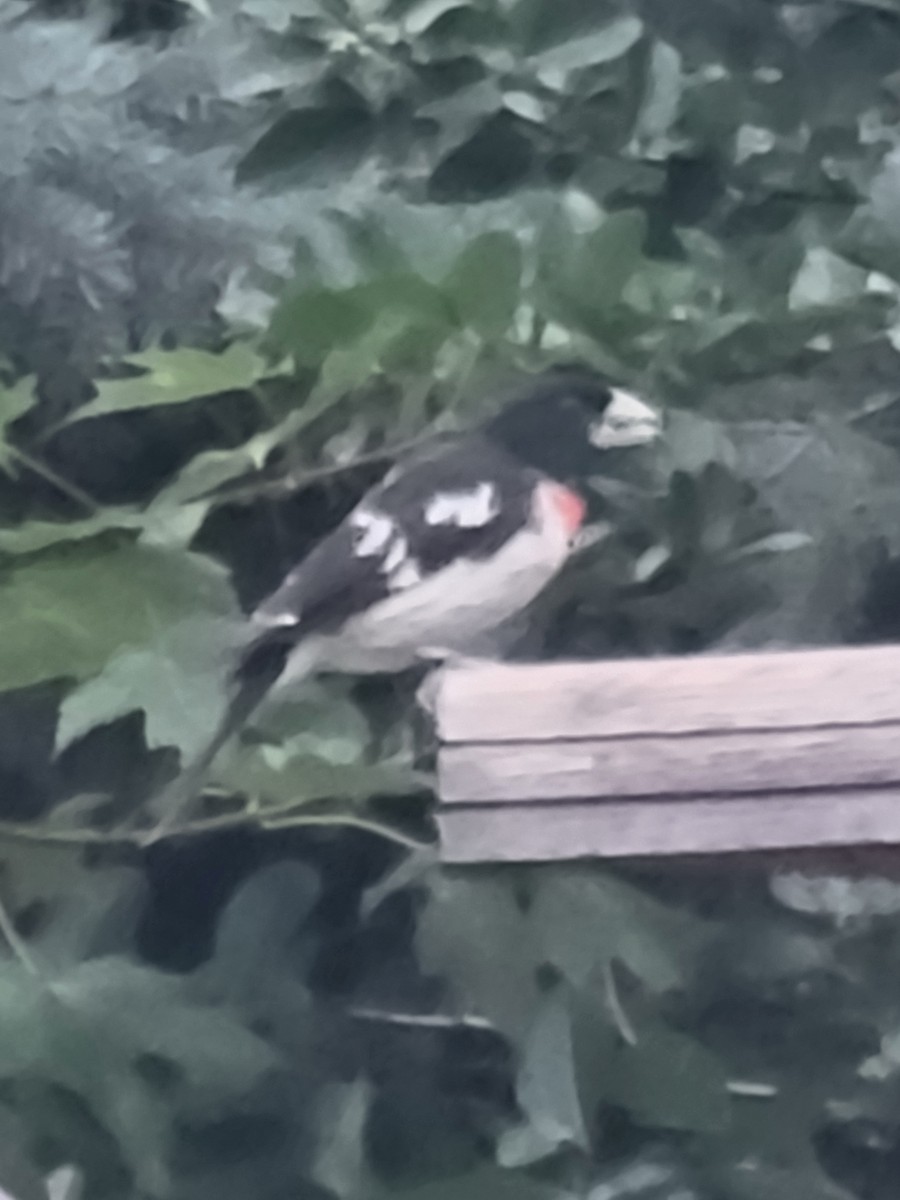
210,681,428,809
152,448,266,506
585,1152,697,1200
860,1027,900,1079
270,270,458,379
56,616,243,759
357,273,456,327
416,875,540,1038
533,15,643,77
0,965,169,1196
577,211,648,312
238,0,323,29
0,844,136,972
771,871,900,924
377,1167,570,1200
664,410,738,476
0,499,213,558
530,868,706,993
540,209,648,329
417,869,708,1045
26,956,276,1188
375,316,454,375
0,376,38,467
788,247,869,311
443,232,522,335
419,82,507,163
503,90,547,123
693,462,745,556
600,1019,731,1133
65,343,268,425
498,992,587,1167
53,958,279,1112
632,41,684,155
266,286,372,366
0,376,38,430
709,1159,857,1200
403,0,471,35
0,1106,50,1200
237,106,374,185
138,498,211,550
210,862,320,992
0,541,237,692
0,930,279,1191
0,508,145,556
312,1079,375,1198
219,747,426,811
44,1167,80,1200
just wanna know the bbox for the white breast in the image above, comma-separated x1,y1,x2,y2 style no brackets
290,480,576,677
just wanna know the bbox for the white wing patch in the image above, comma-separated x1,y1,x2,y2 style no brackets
352,508,394,557
352,508,421,592
425,482,499,529
382,534,408,575
380,533,423,591
389,558,422,590
261,611,301,627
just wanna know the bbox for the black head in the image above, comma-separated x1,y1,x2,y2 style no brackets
482,367,662,479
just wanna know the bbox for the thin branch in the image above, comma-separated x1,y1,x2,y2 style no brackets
257,810,432,849
603,961,637,1046
134,805,433,849
6,444,99,513
726,1079,778,1098
0,889,41,977
205,433,433,506
0,821,119,847
0,807,433,852
348,1007,492,1030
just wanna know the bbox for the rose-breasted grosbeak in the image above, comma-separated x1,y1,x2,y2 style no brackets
157,368,661,820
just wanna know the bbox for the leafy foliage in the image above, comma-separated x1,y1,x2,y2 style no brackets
0,0,899,1197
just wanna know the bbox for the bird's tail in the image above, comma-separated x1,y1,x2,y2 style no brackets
146,637,298,838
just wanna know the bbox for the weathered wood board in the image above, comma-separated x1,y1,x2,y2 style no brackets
433,645,900,863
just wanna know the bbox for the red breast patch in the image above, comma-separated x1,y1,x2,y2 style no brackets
547,483,587,536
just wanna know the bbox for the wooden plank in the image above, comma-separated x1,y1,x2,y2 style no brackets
434,645,900,743
438,788,900,863
439,723,900,804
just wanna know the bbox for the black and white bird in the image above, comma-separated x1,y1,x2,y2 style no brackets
157,368,661,819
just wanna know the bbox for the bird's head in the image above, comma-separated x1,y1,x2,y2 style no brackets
483,366,662,479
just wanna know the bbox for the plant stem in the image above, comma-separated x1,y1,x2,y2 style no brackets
0,890,40,977
6,444,99,513
0,808,433,852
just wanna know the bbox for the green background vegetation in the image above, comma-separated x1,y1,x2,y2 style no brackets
2,0,900,1196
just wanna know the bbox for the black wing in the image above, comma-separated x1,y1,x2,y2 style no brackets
250,433,539,642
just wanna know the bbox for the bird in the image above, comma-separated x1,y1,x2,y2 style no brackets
151,367,662,828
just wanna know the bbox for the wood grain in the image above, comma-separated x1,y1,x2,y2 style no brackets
434,645,900,743
438,789,900,863
440,723,900,804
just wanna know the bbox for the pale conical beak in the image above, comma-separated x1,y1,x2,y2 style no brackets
589,388,662,450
